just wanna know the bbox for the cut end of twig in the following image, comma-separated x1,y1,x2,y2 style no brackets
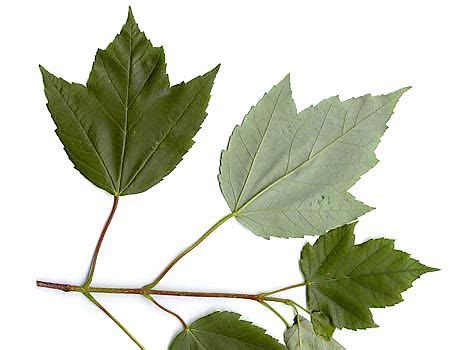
36,280,76,292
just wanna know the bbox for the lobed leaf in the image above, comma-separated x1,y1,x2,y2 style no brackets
218,75,409,238
300,223,438,330
169,311,285,349
284,316,344,350
41,8,219,195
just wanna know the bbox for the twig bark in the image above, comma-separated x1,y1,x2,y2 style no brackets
37,280,263,301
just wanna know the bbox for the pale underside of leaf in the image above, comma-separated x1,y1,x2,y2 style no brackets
300,223,437,330
41,8,219,195
169,311,285,350
284,316,345,350
219,75,409,238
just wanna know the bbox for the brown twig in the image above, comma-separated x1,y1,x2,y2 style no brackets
37,280,263,301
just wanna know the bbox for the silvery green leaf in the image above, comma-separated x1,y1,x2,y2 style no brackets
219,75,409,238
284,316,344,350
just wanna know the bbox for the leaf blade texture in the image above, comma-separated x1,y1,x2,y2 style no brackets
284,316,344,350
169,311,285,350
218,75,409,238
41,8,219,195
311,312,335,341
300,223,438,330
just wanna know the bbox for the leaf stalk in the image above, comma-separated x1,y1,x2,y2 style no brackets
83,196,119,287
264,296,312,315
144,213,234,289
258,300,290,328
144,295,188,328
260,282,308,297
84,292,144,349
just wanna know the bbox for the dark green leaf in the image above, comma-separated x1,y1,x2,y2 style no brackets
311,312,335,340
218,75,409,238
41,8,219,195
284,316,344,350
300,223,438,330
169,311,285,350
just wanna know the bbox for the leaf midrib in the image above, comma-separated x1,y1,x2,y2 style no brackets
127,49,163,109
308,266,429,286
116,24,134,194
297,317,303,349
234,83,286,210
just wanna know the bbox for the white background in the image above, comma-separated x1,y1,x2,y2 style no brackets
0,0,465,349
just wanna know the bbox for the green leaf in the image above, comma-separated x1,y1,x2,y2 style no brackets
311,312,335,341
284,316,344,350
169,311,285,350
218,75,409,238
300,223,438,330
41,8,219,195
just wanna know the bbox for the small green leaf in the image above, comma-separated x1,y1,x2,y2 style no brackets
300,223,438,330
218,75,409,238
311,312,335,341
169,311,285,350
284,316,344,350
41,7,219,195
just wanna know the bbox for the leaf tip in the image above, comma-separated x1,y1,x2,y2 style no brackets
425,265,440,273
393,86,412,98
38,65,51,80
211,63,221,75
126,6,136,24
301,241,313,252
281,73,291,84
